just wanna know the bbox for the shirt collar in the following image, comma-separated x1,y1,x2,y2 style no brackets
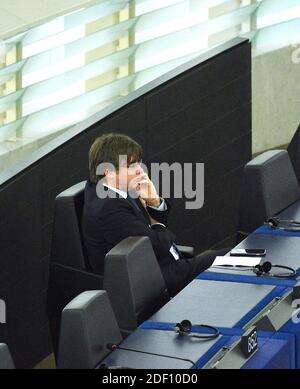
103,183,127,199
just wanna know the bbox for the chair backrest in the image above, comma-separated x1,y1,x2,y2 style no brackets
288,123,300,185
57,290,122,369
0,344,15,369
50,181,88,270
104,236,170,332
239,150,300,233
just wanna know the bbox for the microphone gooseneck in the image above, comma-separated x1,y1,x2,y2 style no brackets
106,343,198,369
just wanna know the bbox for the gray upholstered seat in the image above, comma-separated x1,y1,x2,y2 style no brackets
47,181,104,356
238,150,300,234
48,182,191,355
0,344,15,369
57,290,122,369
104,236,170,333
50,180,90,270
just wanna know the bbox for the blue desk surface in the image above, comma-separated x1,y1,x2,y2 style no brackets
103,199,300,369
255,225,300,237
203,233,300,279
148,279,283,330
103,328,222,369
233,234,300,270
242,332,295,369
102,328,295,369
280,320,300,368
255,200,300,237
279,200,300,222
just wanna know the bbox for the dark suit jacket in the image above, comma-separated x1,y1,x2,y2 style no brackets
82,180,180,278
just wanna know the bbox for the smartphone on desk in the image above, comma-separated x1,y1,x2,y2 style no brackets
230,248,266,257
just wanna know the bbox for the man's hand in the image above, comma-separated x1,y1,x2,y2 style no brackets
139,197,159,225
129,172,160,208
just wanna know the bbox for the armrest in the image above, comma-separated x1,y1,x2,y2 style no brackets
177,245,194,258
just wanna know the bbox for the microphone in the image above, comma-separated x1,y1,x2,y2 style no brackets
106,343,198,369
107,343,118,351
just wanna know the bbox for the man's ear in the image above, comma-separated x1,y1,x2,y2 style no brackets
105,169,118,187
105,168,117,179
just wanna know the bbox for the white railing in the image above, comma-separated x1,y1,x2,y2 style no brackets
0,0,299,168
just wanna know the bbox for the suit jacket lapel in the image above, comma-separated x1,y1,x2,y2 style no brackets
104,185,150,224
127,194,150,224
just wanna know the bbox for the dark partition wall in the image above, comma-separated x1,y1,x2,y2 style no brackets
0,39,251,368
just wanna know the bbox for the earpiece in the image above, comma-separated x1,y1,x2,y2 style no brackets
173,320,219,339
254,261,272,276
174,319,193,333
253,261,295,278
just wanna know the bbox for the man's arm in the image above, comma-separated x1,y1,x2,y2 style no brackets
102,199,175,261
130,172,170,225
146,199,170,225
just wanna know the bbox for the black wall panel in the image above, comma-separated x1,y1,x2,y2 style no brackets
0,41,251,368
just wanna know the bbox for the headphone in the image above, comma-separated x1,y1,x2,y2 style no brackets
173,320,219,339
254,261,296,278
265,217,300,232
215,260,296,279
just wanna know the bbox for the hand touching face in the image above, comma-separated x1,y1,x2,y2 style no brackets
128,167,160,207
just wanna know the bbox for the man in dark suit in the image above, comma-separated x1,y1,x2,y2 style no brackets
82,133,225,296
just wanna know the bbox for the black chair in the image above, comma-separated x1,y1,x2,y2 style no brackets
238,150,300,237
288,123,300,186
47,181,193,354
47,181,104,356
104,236,170,335
57,290,122,369
0,344,15,369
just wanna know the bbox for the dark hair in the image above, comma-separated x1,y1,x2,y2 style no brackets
89,133,143,183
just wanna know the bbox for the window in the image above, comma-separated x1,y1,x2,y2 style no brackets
0,0,299,170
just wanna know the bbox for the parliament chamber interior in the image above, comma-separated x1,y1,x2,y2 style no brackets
0,0,300,375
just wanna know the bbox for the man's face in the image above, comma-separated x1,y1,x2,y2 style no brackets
108,156,143,191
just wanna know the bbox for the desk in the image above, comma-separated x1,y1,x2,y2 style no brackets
197,225,300,368
280,320,300,368
201,233,300,279
254,225,300,237
104,199,300,369
148,279,283,330
254,200,300,237
242,332,295,369
279,200,300,221
102,328,295,369
103,328,221,369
